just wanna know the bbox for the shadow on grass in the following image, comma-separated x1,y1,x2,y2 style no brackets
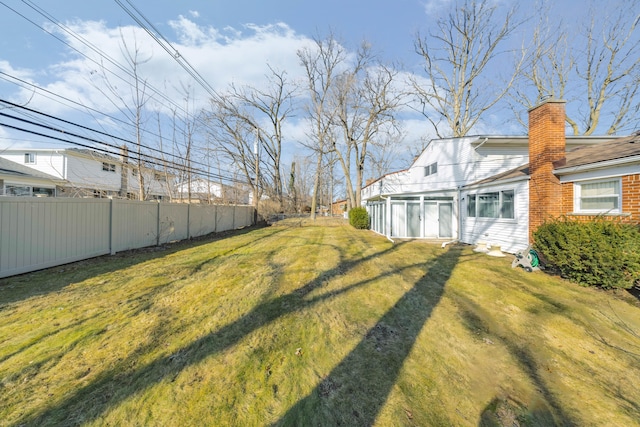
0,225,277,308
454,296,577,426
272,246,463,426
16,230,411,426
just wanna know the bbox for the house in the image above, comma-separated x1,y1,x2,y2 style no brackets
175,177,251,205
0,157,65,196
0,148,174,200
362,100,640,253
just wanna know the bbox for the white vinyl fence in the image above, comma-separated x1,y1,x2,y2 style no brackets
0,198,254,278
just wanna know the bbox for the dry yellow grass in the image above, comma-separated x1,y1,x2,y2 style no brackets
0,218,638,426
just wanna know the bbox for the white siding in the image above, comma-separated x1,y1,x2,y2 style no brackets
461,179,530,253
0,150,66,179
364,138,528,200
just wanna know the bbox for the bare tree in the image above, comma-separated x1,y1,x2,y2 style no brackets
206,66,296,212
515,0,640,135
331,50,403,208
412,0,524,138
93,30,152,200
297,34,345,219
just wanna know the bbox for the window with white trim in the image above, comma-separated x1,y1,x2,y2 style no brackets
574,179,621,213
467,190,514,219
102,162,116,172
424,162,438,177
24,153,36,164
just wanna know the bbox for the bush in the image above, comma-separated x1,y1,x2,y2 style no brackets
533,217,640,289
348,207,370,229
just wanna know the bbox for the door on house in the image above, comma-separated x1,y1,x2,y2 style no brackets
439,202,453,238
391,202,406,238
424,202,438,238
424,200,453,238
407,202,421,237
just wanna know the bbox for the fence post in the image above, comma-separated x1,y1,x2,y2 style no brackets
109,198,115,255
156,200,161,246
187,203,191,239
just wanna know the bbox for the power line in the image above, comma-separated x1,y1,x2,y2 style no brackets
3,0,213,152
0,119,249,186
114,0,220,100
0,96,241,180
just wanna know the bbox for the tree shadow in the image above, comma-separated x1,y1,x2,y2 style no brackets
15,233,411,425
0,225,278,308
272,246,463,426
454,297,577,426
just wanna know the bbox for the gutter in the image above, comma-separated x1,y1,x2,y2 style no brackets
554,155,640,176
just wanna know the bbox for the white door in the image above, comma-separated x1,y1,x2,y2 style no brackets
391,202,406,237
424,202,438,238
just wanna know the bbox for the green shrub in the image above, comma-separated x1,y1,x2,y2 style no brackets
348,207,370,229
533,217,640,289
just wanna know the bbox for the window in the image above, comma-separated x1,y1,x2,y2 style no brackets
467,194,476,217
5,185,31,196
500,190,515,219
32,187,54,197
575,179,620,213
424,162,438,177
102,162,116,172
478,193,499,218
467,190,515,219
24,153,36,164
131,168,138,177
154,173,167,183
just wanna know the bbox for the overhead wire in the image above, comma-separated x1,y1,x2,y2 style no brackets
0,118,248,185
0,1,266,187
3,0,213,154
0,99,247,184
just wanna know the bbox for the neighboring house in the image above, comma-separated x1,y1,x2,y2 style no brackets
331,199,348,216
0,157,66,196
175,178,250,205
0,148,174,200
362,100,639,253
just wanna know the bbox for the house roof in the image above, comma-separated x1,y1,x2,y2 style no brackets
0,157,63,181
467,132,640,187
554,132,640,170
465,164,530,188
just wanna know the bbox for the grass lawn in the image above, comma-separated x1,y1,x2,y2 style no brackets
1,218,639,426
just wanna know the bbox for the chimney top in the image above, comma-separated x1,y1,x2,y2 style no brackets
527,98,566,113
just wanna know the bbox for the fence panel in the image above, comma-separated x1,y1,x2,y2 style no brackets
189,205,218,237
216,205,235,231
110,200,159,253
159,203,189,244
0,198,254,278
0,198,111,278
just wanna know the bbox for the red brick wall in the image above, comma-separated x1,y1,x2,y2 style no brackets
622,174,640,221
560,174,640,223
528,100,567,240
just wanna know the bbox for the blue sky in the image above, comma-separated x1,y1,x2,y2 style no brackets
1,0,637,179
0,0,438,170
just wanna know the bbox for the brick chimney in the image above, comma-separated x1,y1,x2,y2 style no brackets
528,99,566,240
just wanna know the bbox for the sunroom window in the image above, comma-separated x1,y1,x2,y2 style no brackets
467,190,514,219
575,179,620,213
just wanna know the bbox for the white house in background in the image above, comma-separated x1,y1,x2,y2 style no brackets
362,100,636,253
175,178,251,205
0,148,174,200
0,157,66,196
